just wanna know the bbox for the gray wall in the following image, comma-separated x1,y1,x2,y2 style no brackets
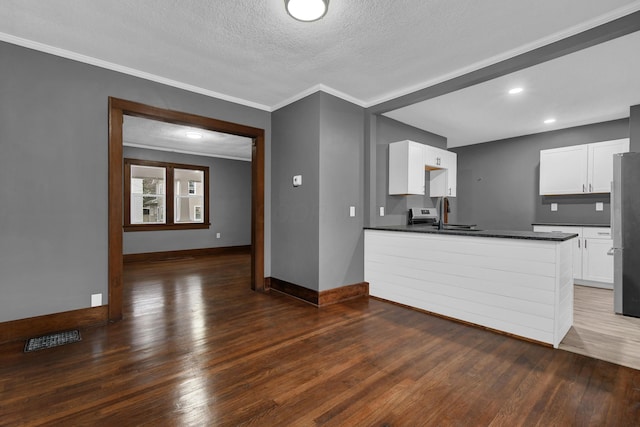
271,92,365,291
271,93,321,289
374,116,448,226
318,93,365,291
0,41,270,323
122,147,251,254
451,119,629,231
631,104,640,152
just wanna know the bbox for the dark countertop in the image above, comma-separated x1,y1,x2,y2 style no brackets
365,225,578,241
532,222,610,228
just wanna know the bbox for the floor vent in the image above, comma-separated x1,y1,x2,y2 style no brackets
24,330,82,353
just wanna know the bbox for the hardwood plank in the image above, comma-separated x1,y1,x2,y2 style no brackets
1,254,639,426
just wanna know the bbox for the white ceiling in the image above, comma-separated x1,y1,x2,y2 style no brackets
385,30,640,147
123,116,253,161
2,0,640,148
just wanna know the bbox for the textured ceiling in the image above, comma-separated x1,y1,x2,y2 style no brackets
123,116,252,161
2,0,640,111
0,0,640,150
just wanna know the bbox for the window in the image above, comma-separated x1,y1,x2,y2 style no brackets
124,159,209,231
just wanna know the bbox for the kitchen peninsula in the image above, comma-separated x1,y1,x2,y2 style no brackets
364,225,577,348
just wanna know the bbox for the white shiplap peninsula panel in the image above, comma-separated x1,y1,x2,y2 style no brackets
364,230,573,348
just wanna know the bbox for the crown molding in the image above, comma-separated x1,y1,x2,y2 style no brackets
271,84,367,111
0,32,271,112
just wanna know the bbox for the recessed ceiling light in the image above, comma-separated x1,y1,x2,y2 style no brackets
508,87,523,95
544,118,556,124
186,131,203,139
285,0,329,22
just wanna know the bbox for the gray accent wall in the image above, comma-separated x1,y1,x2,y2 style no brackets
318,93,365,291
271,93,321,290
451,119,629,231
373,116,447,227
122,147,251,254
0,41,270,323
271,92,365,291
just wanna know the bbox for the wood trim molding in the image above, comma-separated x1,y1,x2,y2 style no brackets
268,277,369,307
109,97,266,322
123,246,251,263
319,282,369,306
0,306,108,344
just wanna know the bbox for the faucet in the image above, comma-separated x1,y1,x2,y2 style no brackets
437,196,445,230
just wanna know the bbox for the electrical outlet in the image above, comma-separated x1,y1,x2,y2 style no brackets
551,203,558,212
596,202,604,211
216,232,221,238
293,175,302,187
91,293,102,307
349,206,356,217
379,206,385,217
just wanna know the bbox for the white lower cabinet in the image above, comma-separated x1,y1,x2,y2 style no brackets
582,227,613,284
533,225,613,288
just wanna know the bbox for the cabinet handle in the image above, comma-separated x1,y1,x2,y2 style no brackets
582,184,586,192
448,188,451,195
578,239,580,249
585,239,587,249
589,183,592,192
597,232,610,236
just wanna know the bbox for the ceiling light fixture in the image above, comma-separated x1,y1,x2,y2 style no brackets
508,87,523,95
186,131,203,139
544,118,556,124
285,0,329,22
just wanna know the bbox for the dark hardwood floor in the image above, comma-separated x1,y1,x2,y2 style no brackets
1,253,639,426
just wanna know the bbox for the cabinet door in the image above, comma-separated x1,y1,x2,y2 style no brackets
444,151,457,197
429,169,447,197
407,142,426,194
424,145,444,168
389,141,425,195
539,145,588,195
583,238,614,283
588,139,630,193
533,225,582,279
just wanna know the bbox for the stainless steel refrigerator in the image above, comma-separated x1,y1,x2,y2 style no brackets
611,152,640,317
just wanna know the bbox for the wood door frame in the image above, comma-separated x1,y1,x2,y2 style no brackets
108,97,265,321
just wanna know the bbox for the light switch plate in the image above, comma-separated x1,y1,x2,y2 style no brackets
293,175,302,187
551,203,558,212
379,206,385,217
349,206,356,217
596,202,604,211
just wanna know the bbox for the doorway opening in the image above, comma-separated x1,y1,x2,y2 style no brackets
108,97,265,321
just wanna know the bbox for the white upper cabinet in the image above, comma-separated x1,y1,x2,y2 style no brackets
540,145,589,195
588,139,630,193
443,150,457,197
424,145,444,168
389,141,457,197
388,140,425,195
539,139,629,195
429,150,457,197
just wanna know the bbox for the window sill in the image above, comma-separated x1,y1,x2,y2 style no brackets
124,223,211,232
